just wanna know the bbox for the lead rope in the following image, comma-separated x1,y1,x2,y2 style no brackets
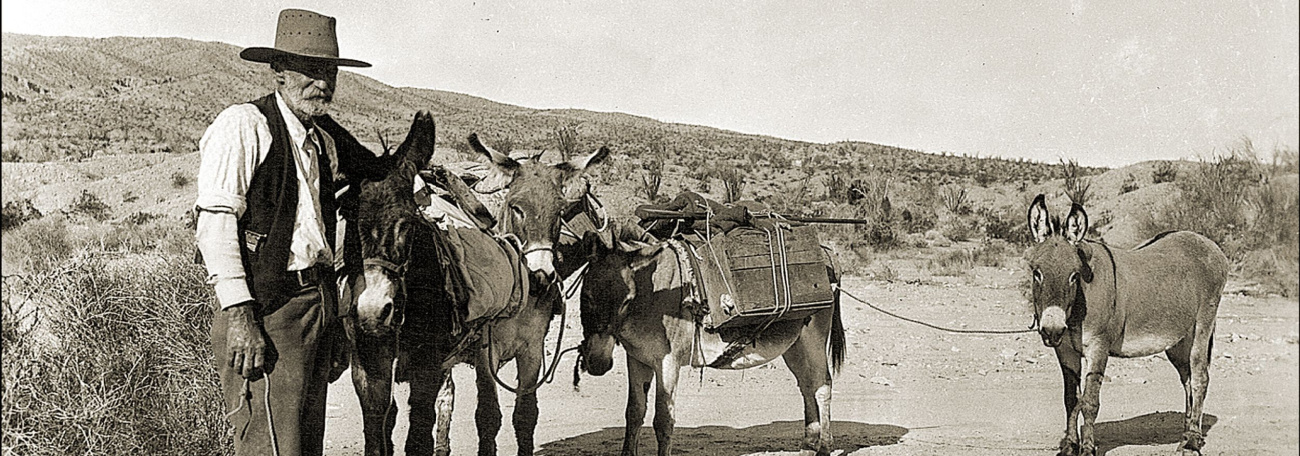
838,287,1035,335
224,372,282,456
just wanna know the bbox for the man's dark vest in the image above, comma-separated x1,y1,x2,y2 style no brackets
239,94,336,307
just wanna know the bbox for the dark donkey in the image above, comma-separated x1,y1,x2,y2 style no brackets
1025,194,1227,456
347,113,608,456
347,111,461,456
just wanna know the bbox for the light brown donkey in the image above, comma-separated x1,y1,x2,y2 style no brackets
1025,194,1227,456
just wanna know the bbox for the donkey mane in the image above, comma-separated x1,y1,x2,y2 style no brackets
1133,230,1179,250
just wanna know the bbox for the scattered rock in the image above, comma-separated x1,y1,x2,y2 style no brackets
870,376,893,386
999,349,1017,359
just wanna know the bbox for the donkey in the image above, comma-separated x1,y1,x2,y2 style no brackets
348,111,460,456
430,134,610,456
573,224,846,456
347,113,606,456
1025,194,1228,456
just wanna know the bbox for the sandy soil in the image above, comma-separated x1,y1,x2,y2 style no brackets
323,270,1299,456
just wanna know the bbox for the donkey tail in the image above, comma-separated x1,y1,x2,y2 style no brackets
830,291,846,374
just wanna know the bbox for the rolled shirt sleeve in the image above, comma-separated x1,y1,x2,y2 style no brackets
194,104,271,309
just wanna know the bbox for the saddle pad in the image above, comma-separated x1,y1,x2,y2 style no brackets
685,225,834,330
440,226,528,323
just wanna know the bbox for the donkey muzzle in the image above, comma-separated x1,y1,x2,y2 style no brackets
356,269,399,336
580,334,616,376
1038,306,1068,347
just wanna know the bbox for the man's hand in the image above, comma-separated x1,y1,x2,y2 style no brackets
225,302,266,378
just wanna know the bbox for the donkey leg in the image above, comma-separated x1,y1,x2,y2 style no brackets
1183,312,1218,452
351,336,398,456
1166,337,1200,454
513,350,543,456
1077,350,1110,456
474,352,503,456
782,335,834,456
622,356,654,456
434,375,455,456
1054,345,1083,456
652,355,681,456
406,364,448,456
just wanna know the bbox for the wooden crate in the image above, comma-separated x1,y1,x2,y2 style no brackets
693,225,835,330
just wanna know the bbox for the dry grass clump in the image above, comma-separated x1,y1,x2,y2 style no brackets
2,250,230,455
1140,142,1299,297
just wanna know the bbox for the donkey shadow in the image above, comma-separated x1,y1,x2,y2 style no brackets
536,420,906,456
1096,411,1219,455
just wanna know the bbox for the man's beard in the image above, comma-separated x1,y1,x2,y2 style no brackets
285,90,333,120
297,96,332,118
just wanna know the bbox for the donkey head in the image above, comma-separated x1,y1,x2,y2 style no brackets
353,111,437,336
1026,194,1095,347
468,133,609,289
576,226,662,376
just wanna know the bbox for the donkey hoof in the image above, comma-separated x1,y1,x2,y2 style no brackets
1179,431,1205,451
1057,440,1080,456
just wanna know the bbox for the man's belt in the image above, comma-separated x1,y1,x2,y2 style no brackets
290,264,331,288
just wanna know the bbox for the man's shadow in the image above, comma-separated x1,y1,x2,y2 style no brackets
1096,411,1218,455
537,420,906,456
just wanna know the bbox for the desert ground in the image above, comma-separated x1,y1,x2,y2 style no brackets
321,267,1299,456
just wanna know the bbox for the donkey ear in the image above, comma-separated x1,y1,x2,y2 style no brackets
558,146,610,173
1064,203,1088,244
1027,194,1051,243
468,133,518,193
626,244,663,271
395,111,437,169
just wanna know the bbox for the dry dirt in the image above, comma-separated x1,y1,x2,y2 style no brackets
321,268,1299,456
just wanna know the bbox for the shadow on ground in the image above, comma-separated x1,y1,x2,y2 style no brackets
1096,411,1218,455
536,420,907,456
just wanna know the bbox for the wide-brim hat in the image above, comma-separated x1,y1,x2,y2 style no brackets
240,9,371,68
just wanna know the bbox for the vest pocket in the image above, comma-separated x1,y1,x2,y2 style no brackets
244,230,266,254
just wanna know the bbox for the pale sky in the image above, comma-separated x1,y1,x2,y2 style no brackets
3,0,1297,167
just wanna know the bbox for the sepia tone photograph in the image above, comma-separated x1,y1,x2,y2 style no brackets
2,1,1296,455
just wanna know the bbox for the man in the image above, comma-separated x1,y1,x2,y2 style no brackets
195,9,390,455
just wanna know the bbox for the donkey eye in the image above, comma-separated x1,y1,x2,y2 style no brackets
1068,272,1078,284
1032,269,1043,283
510,205,526,221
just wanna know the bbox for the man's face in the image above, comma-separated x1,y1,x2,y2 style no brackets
276,57,338,120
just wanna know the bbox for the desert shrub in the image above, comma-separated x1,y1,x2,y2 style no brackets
1062,158,1093,206
171,171,191,188
1,198,42,231
1246,172,1300,252
1272,146,1298,173
1119,173,1140,194
980,206,1031,245
713,166,746,203
1152,161,1179,183
3,216,74,271
1139,153,1257,257
860,219,899,250
826,175,850,203
68,190,111,221
638,159,665,202
925,249,973,276
941,214,981,242
551,123,581,160
1,254,230,456
971,239,1015,267
898,206,937,234
939,185,969,215
1238,246,1299,298
849,175,893,221
488,136,516,155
